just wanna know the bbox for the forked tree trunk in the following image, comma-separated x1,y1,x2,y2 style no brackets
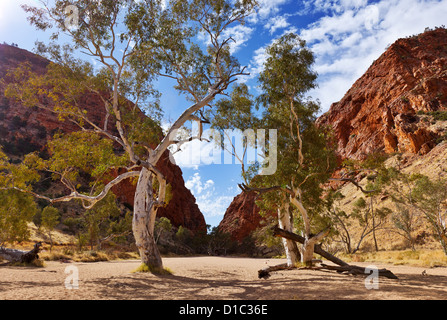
290,192,329,267
278,203,300,267
301,230,331,267
301,238,316,267
273,226,349,267
133,168,163,270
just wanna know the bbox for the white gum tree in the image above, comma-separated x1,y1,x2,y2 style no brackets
1,0,257,271
235,34,336,267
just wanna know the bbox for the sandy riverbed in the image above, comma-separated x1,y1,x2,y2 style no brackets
1,256,446,300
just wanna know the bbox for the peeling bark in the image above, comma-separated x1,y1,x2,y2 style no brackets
277,202,300,267
289,191,328,266
133,168,163,270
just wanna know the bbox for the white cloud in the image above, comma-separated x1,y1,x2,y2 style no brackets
169,127,222,170
185,172,214,195
250,0,290,23
265,15,290,34
308,74,358,111
303,0,368,14
198,24,254,54
222,25,254,54
185,172,234,219
246,45,269,82
195,194,235,219
298,0,447,113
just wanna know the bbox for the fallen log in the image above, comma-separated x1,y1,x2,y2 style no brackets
272,227,398,280
319,264,399,280
0,242,42,264
258,263,294,279
258,259,323,279
272,226,348,267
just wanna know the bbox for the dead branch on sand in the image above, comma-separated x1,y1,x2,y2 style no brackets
257,227,398,280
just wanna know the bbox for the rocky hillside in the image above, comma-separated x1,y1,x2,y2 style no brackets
0,44,206,234
219,28,447,242
317,28,447,160
218,191,264,242
332,141,447,251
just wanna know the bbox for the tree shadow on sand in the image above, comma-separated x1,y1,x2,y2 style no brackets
87,269,447,300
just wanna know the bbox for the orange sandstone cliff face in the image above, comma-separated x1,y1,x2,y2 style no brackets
317,28,447,160
0,44,206,234
218,191,264,242
219,28,447,241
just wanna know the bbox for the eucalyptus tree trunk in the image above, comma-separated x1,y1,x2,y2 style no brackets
133,167,163,270
290,191,329,267
278,202,300,267
301,237,317,267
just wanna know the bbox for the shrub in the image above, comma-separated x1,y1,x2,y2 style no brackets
430,111,447,121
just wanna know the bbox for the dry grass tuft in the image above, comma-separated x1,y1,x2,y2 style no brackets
340,249,447,267
39,247,139,263
132,263,173,275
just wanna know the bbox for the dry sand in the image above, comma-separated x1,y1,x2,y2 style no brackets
1,256,446,300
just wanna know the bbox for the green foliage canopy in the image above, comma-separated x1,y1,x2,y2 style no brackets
0,189,38,246
254,34,336,230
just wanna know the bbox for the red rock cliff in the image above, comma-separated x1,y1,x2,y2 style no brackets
218,191,263,242
317,28,447,160
0,44,206,233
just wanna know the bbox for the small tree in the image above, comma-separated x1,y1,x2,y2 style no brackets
350,197,391,253
326,191,354,254
0,190,38,248
207,227,233,256
0,148,39,248
391,205,418,251
41,206,60,252
336,153,393,252
327,189,391,255
176,226,193,244
409,175,447,255
154,217,172,244
83,193,132,250
385,168,447,252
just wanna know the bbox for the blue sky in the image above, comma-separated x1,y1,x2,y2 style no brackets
1,0,447,228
